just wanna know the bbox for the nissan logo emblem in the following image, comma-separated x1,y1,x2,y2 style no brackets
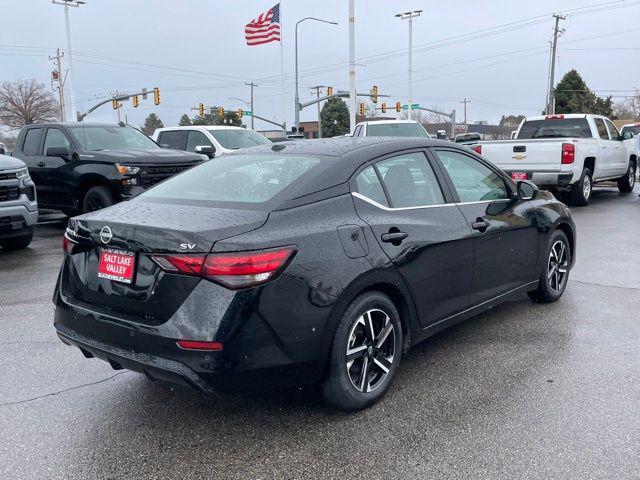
100,226,113,244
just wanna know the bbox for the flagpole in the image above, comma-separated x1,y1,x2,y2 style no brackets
280,1,286,136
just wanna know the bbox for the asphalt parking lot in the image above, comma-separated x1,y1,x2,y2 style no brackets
1,187,639,480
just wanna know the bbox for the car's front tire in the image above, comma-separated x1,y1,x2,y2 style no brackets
82,186,115,213
0,230,33,251
568,167,592,206
528,229,571,303
321,291,403,411
617,161,636,193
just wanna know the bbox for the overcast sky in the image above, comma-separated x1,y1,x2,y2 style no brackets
2,0,639,131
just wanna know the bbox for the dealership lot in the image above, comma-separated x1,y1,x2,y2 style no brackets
1,187,639,479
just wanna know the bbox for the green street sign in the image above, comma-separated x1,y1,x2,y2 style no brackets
402,104,420,110
244,110,253,116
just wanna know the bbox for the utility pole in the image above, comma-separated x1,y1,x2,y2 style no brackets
547,14,566,115
348,0,356,132
311,86,325,138
395,10,422,121
49,48,66,122
53,0,85,122
460,98,470,125
245,82,258,130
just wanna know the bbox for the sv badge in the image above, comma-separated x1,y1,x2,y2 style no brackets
180,243,196,250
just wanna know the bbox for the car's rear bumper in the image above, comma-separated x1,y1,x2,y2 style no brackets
503,171,575,187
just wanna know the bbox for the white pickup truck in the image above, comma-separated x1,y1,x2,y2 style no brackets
476,114,636,206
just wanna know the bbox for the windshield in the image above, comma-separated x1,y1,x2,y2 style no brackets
141,154,321,204
621,125,640,136
69,125,158,151
517,118,592,139
208,129,271,150
366,123,430,138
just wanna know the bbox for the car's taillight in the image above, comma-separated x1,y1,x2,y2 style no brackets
177,340,223,351
63,232,76,254
151,247,296,289
473,145,482,155
561,143,575,164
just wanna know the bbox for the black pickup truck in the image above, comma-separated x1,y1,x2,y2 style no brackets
13,123,203,214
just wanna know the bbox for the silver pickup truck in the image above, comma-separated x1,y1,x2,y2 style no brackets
0,154,38,250
477,114,636,206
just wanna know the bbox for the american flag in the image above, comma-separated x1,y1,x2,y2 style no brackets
245,3,281,46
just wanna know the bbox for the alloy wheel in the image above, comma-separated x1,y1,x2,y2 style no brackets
547,240,569,293
345,309,396,393
583,175,592,200
629,166,636,187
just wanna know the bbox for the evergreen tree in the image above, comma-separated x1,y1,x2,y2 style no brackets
320,97,350,137
554,70,613,117
142,113,164,135
178,114,192,126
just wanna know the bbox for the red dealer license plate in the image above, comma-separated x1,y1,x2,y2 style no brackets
98,249,136,284
511,171,529,180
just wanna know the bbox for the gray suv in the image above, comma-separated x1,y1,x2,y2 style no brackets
0,154,38,250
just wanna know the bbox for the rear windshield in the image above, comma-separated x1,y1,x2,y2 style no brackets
208,129,271,149
366,123,430,138
69,125,158,151
621,125,640,136
141,154,321,204
517,118,592,139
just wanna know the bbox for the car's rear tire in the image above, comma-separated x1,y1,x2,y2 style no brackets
528,229,571,303
617,161,636,193
321,291,403,411
82,186,114,213
568,168,592,206
0,230,33,251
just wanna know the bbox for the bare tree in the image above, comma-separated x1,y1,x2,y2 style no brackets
613,90,640,120
0,79,60,129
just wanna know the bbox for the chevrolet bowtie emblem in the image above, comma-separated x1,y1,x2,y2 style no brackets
512,153,527,160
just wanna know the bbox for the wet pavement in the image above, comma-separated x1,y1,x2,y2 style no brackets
1,190,639,479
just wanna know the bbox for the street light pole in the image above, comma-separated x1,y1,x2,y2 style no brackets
244,82,258,130
52,0,85,122
295,17,337,130
348,0,356,132
310,86,326,138
395,10,422,121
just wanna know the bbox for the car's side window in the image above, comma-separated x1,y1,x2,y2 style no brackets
186,130,213,152
595,119,609,140
158,130,186,150
43,128,71,152
355,166,388,207
22,128,44,156
376,152,444,208
605,119,621,141
436,150,509,203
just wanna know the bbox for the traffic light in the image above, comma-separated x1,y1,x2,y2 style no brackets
395,101,402,112
327,86,333,97
237,108,243,118
198,103,205,116
217,107,225,117
132,95,139,108
371,85,378,103
359,102,366,115
153,87,160,105
112,99,120,110
381,102,387,114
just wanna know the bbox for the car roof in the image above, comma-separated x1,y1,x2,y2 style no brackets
23,122,125,128
358,120,420,125
155,125,246,131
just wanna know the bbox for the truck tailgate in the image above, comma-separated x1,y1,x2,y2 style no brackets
480,139,563,172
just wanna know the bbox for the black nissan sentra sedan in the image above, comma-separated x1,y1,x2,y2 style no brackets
55,137,576,410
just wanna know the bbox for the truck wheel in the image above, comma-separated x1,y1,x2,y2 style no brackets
568,168,592,206
617,161,636,193
82,186,114,213
321,291,402,411
528,229,571,303
0,230,33,251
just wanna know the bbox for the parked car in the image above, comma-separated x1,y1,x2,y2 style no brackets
12,123,203,214
152,125,271,158
55,137,576,410
0,154,37,250
620,122,640,166
477,114,636,206
454,132,482,145
352,120,431,138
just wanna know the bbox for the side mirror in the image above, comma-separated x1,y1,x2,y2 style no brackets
622,131,633,140
195,145,216,158
516,180,538,201
46,146,70,158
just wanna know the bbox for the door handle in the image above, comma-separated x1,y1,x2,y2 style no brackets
381,231,408,244
37,161,46,167
471,218,490,232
